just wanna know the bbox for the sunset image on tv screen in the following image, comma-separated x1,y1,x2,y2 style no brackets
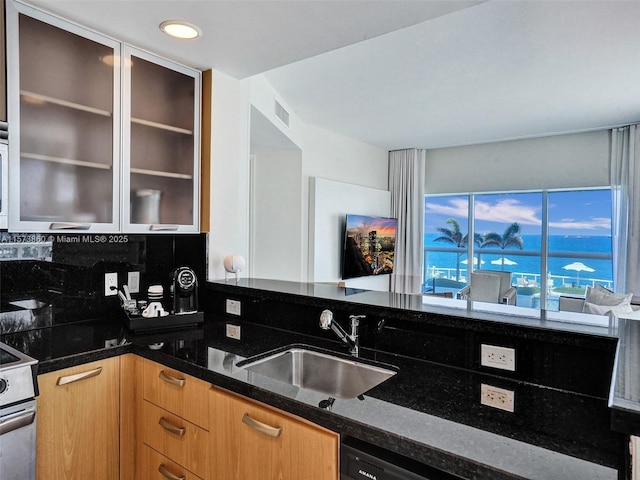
342,215,397,280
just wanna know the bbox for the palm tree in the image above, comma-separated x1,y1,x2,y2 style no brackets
473,233,497,268
482,222,524,270
474,232,488,268
434,218,471,281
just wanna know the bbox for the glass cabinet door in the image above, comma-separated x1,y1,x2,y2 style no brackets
123,46,200,233
0,142,7,229
1,1,7,123
7,3,120,232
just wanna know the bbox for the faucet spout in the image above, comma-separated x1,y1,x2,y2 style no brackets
319,310,361,355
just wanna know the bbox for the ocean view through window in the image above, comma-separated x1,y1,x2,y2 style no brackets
424,189,613,310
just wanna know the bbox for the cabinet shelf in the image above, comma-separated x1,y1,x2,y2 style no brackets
22,154,191,180
131,117,193,135
21,152,112,170
21,90,112,117
130,167,193,180
20,93,192,136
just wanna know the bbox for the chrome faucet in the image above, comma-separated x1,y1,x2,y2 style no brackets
319,310,366,355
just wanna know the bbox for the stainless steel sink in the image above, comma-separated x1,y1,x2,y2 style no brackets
237,346,397,399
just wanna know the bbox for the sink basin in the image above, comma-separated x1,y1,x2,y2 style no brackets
237,345,397,399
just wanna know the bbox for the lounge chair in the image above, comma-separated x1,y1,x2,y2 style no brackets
457,270,517,305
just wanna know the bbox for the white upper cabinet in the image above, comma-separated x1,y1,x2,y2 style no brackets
122,46,200,233
7,4,121,232
1,0,7,123
6,2,200,233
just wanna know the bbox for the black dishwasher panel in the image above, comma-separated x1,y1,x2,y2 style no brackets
341,438,465,480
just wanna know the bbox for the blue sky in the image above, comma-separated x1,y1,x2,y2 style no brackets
424,189,612,237
346,214,397,237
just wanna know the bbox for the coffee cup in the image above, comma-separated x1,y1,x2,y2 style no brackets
142,301,168,318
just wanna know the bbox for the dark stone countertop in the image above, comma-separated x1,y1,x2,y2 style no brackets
207,278,640,437
610,318,640,434
207,278,622,338
0,314,625,480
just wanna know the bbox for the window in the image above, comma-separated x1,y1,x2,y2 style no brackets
424,189,613,310
423,195,468,292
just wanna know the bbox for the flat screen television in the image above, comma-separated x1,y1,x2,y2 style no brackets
342,214,397,280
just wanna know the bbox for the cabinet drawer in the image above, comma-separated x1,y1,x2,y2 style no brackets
139,444,203,480
140,400,209,479
210,388,339,480
143,359,209,428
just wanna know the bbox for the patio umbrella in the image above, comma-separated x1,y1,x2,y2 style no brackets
490,257,517,268
562,261,595,285
461,258,485,265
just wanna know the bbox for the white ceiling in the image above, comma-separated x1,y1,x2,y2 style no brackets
27,0,479,76
26,0,640,150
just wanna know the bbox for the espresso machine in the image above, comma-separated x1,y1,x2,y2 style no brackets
170,267,198,314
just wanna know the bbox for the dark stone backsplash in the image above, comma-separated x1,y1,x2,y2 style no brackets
0,232,207,333
205,281,617,399
203,280,626,472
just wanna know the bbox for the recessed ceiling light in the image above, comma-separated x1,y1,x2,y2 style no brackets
160,21,201,40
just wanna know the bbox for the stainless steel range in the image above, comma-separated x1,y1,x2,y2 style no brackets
0,341,39,480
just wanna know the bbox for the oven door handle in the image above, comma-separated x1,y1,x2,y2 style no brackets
0,409,36,435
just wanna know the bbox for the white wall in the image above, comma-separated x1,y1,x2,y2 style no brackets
251,147,304,281
299,124,388,282
206,72,613,284
302,123,388,190
425,130,611,194
309,177,391,291
247,75,388,283
207,72,389,282
206,71,251,279
250,76,304,151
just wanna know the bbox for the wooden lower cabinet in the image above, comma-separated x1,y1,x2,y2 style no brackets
121,353,144,480
632,436,639,480
139,400,209,478
142,358,210,428
36,356,120,480
210,387,339,480
138,444,204,480
37,354,339,480
134,358,210,479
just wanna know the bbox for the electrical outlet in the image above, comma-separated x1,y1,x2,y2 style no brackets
104,272,118,296
104,339,118,348
480,383,515,412
226,323,241,340
128,271,140,294
226,299,241,316
481,344,516,371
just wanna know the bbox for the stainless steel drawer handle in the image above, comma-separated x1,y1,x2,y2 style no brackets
158,463,186,480
0,410,36,435
159,370,186,387
242,413,282,438
56,367,103,386
49,222,91,230
159,417,186,436
150,225,179,231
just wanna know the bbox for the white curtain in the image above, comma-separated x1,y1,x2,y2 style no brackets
611,124,640,298
389,149,426,294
